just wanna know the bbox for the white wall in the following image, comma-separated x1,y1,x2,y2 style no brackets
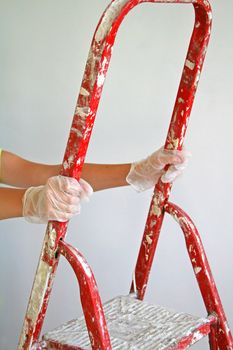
0,1,232,349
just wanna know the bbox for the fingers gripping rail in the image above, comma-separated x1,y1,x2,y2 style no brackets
18,1,214,349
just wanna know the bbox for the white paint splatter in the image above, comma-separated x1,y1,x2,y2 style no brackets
224,321,231,335
172,138,179,149
68,155,74,166
185,59,195,70
95,0,129,42
71,127,83,138
189,244,194,253
194,70,201,88
180,124,186,142
194,267,202,274
69,245,93,279
76,106,90,118
208,11,213,21
146,235,152,245
97,73,105,87
63,161,69,170
48,224,57,251
192,330,203,344
151,201,161,217
27,261,52,325
80,87,90,97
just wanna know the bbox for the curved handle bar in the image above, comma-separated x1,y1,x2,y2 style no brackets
61,0,212,181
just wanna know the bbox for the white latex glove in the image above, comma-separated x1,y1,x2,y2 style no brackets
22,175,93,223
126,147,190,192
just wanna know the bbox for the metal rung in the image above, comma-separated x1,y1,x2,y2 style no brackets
41,296,214,349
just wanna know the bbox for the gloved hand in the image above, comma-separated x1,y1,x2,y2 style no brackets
22,175,93,223
126,147,190,192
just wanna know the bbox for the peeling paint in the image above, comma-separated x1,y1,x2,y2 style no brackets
97,73,105,87
76,106,90,118
80,87,90,96
18,318,30,350
69,245,93,279
194,69,201,88
192,330,203,343
151,200,161,217
26,260,51,330
47,226,56,254
146,235,153,245
207,10,213,21
225,321,231,336
185,59,195,70
71,127,83,138
95,0,129,42
194,267,202,274
171,137,179,149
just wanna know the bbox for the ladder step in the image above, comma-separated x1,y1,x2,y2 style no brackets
42,295,214,349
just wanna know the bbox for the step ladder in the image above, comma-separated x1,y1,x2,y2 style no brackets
17,1,233,349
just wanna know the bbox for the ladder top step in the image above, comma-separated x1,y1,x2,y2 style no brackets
42,295,213,349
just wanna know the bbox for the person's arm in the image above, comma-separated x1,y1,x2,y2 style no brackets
0,150,130,191
0,148,189,222
0,150,130,221
0,188,26,219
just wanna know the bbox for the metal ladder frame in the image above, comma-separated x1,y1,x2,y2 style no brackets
17,1,233,349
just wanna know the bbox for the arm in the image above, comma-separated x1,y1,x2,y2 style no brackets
0,150,131,221
0,150,130,191
0,188,26,219
0,148,188,221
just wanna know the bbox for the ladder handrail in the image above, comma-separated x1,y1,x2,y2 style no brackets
57,240,111,349
18,1,212,349
165,202,233,349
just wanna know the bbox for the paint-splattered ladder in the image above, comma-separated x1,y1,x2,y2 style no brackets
18,1,233,349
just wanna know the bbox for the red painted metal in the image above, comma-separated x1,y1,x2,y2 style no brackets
164,202,233,349
17,1,232,350
130,0,212,300
168,316,217,350
57,240,111,349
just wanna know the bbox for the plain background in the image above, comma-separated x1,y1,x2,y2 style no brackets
0,0,232,349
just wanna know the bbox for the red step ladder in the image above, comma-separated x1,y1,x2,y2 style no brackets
17,1,233,349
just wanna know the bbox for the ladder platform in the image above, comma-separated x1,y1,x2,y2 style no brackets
42,295,214,349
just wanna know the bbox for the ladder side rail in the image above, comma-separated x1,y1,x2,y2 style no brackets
165,201,233,350
18,1,212,348
130,1,212,300
208,325,219,350
55,240,111,350
18,1,128,348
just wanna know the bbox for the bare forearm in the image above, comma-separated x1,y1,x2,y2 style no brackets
0,151,60,187
0,188,26,220
0,150,130,191
81,163,130,191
